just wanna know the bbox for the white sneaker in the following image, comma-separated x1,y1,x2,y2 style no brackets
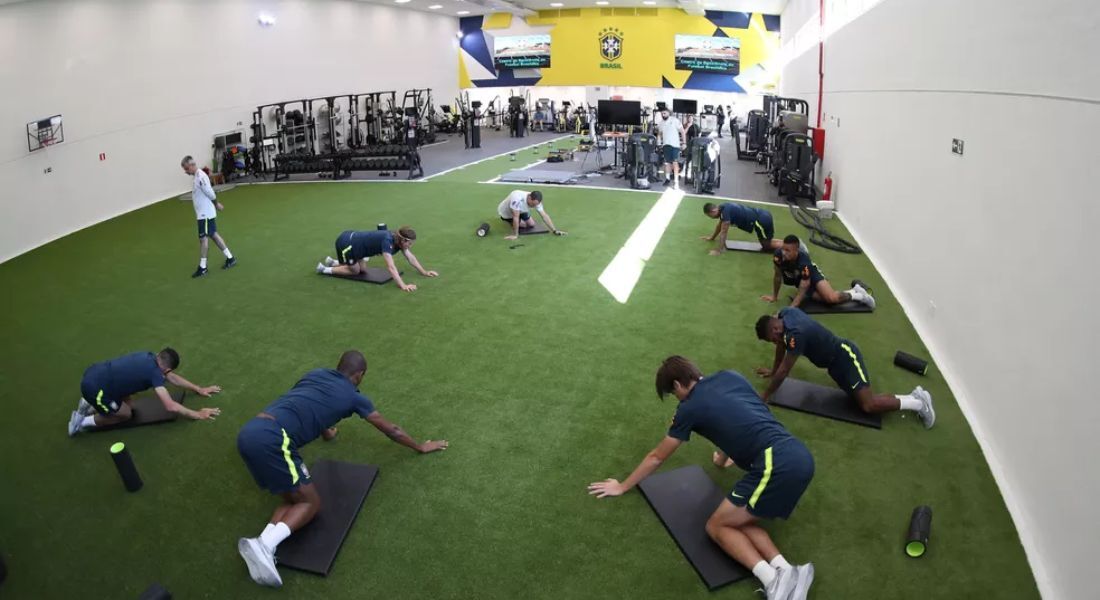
237,537,282,587
67,411,84,437
791,563,815,600
853,284,876,310
77,398,94,416
316,262,326,274
765,566,797,600
914,386,935,429
324,256,338,267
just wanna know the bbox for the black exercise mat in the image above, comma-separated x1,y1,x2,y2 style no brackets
330,267,401,285
793,296,872,314
518,222,549,235
277,460,379,576
638,465,751,590
725,240,765,252
771,378,882,428
89,390,186,432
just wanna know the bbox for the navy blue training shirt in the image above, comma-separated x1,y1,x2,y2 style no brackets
779,307,842,367
264,369,377,446
84,352,166,399
668,370,793,470
719,202,765,234
351,230,395,258
773,247,822,287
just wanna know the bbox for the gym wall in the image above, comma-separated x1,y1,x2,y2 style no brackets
458,10,781,92
0,0,459,263
780,1,1100,598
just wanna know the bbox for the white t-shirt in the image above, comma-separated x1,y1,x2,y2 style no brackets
498,190,545,219
658,116,683,148
192,170,218,220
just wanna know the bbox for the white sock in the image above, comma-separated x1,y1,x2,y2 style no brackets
846,288,864,302
260,522,291,552
323,267,333,275
897,395,923,411
770,554,792,570
199,257,208,269
261,523,275,538
223,248,233,259
752,560,777,587
81,415,97,429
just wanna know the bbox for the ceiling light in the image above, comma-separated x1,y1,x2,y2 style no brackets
457,9,470,14
642,1,655,4
550,1,563,5
595,1,608,4
394,0,411,3
429,3,442,7
257,12,276,26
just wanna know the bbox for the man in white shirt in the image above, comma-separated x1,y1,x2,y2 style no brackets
181,156,237,278
497,190,567,240
657,108,686,188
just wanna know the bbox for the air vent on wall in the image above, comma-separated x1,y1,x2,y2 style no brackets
636,7,658,16
613,7,636,16
599,8,614,16
559,8,581,16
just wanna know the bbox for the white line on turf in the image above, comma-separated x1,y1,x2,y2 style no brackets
597,188,685,304
473,178,806,210
421,134,573,181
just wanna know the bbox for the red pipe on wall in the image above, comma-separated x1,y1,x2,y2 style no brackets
817,0,824,129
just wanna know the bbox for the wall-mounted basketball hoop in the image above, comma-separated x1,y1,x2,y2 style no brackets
27,115,64,152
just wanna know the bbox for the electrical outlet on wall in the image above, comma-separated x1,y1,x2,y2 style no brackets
951,138,964,155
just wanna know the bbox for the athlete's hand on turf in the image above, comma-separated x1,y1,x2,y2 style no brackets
505,235,518,241
418,440,448,453
197,385,221,397
553,230,568,236
709,249,723,256
216,202,225,211
755,367,773,378
400,284,418,292
713,451,735,469
760,295,777,303
322,427,338,441
424,270,439,277
588,479,625,498
193,407,221,420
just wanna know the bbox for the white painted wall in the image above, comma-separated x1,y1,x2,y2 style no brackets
0,0,459,262
780,0,1100,598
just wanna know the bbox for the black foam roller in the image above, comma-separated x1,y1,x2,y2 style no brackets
894,351,929,375
0,551,6,584
905,505,932,557
477,223,490,237
110,442,143,492
377,223,387,231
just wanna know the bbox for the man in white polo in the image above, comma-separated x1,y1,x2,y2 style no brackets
657,108,686,188
497,190,567,241
181,155,237,278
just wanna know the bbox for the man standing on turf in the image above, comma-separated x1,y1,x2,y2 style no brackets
497,190,567,240
67,348,222,436
762,234,876,310
181,156,237,278
702,201,781,255
316,226,438,293
657,108,685,188
589,356,815,600
754,308,935,427
236,350,448,588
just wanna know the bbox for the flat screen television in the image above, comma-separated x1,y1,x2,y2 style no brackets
597,100,642,126
493,34,552,70
674,34,740,75
672,99,698,114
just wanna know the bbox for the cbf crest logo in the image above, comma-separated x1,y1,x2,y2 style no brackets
599,27,623,69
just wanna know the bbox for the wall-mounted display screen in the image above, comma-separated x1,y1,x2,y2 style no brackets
674,34,740,74
493,34,552,69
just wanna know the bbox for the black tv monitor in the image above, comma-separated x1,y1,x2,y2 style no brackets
655,101,668,111
672,99,697,114
597,100,642,126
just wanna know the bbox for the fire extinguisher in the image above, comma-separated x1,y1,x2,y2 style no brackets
822,172,834,201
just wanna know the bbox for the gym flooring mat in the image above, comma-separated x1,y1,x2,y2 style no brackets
277,460,379,576
88,390,186,432
793,296,874,314
771,378,882,428
637,465,751,590
518,222,549,235
499,169,579,184
0,176,1038,599
724,240,766,252
328,267,400,284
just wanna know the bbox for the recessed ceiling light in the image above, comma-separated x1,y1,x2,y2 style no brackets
595,1,608,4
429,3,442,7
550,1,563,5
642,0,655,4
457,9,470,14
394,0,411,3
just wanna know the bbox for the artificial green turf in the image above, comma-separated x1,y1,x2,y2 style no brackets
0,178,1039,599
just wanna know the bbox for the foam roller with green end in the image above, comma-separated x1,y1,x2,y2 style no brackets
905,505,932,557
110,442,143,492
